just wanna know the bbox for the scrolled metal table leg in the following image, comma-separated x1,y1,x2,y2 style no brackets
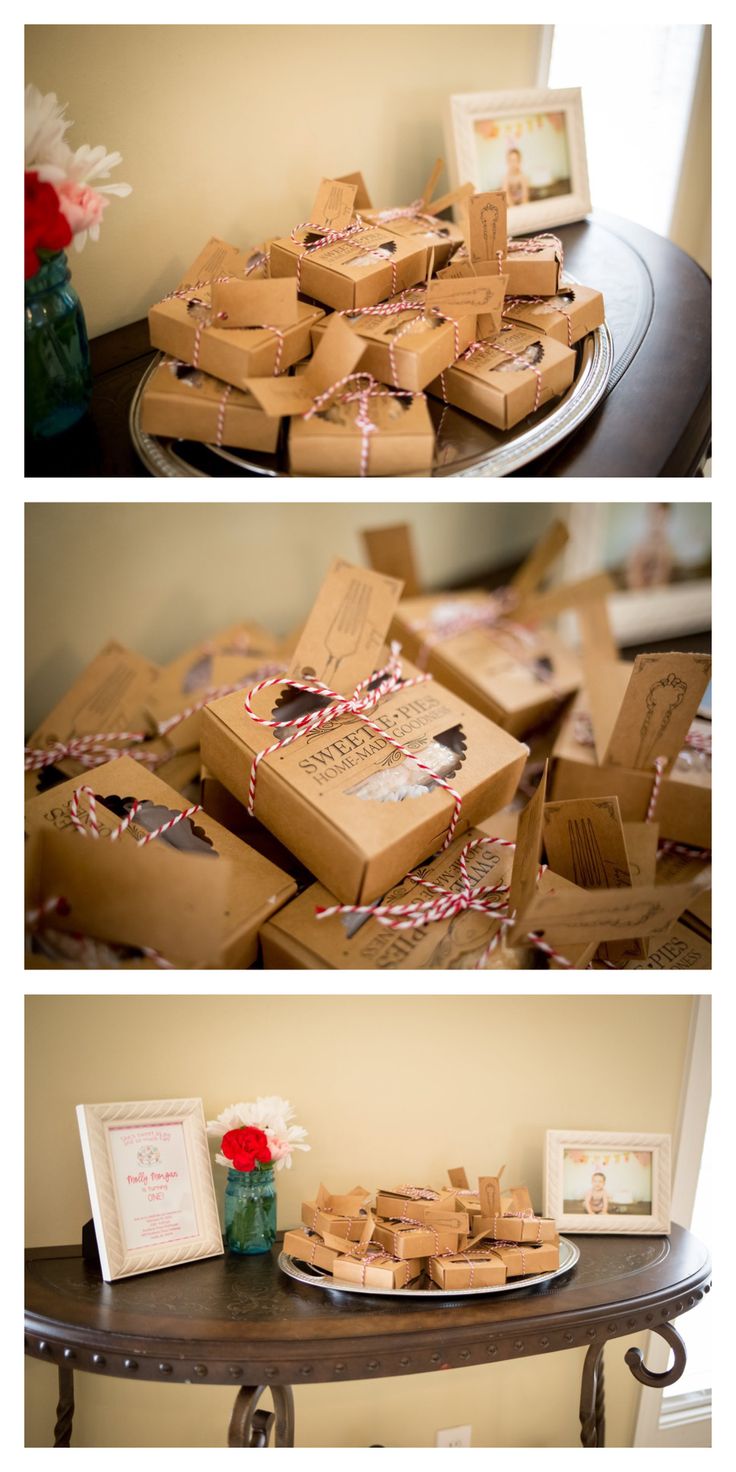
579,1341,605,1448
54,1366,75,1447
624,1322,687,1389
228,1384,295,1448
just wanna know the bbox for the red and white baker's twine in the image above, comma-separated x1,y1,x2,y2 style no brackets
503,293,574,347
24,663,284,773
25,893,173,967
68,784,203,846
302,373,425,477
440,331,544,412
337,286,462,389
157,276,286,381
316,831,582,969
290,215,399,296
243,643,463,845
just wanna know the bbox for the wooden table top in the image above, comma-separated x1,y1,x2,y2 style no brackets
25,1224,711,1387
25,212,711,481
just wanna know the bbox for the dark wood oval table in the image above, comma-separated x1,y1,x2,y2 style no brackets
25,1224,710,1448
24,211,711,480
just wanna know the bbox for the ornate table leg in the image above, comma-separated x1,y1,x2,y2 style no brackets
624,1323,687,1388
54,1366,75,1447
228,1385,295,1448
579,1341,605,1448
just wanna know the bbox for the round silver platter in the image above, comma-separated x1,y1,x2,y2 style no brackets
278,1234,579,1299
130,310,613,480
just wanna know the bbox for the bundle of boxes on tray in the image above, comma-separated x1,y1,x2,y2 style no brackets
283,1169,561,1291
140,166,606,473
24,521,711,969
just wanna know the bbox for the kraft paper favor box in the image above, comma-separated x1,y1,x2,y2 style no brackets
25,826,231,970
139,358,281,453
301,1184,371,1241
550,654,712,850
427,325,576,431
23,640,186,797
390,594,582,737
369,213,465,269
503,284,605,347
259,818,598,971
149,237,324,387
593,920,711,971
502,246,562,296
25,755,296,968
310,293,479,393
484,1242,560,1277
332,1252,424,1290
372,1219,466,1259
269,225,427,312
375,1189,468,1228
146,621,282,755
428,1253,506,1289
282,1227,344,1272
201,560,528,906
359,158,471,269
288,392,435,477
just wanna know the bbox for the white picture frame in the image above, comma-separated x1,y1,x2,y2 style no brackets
444,86,592,236
544,1130,671,1235
76,1097,223,1281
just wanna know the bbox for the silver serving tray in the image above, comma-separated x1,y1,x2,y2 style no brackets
130,317,613,480
278,1235,579,1299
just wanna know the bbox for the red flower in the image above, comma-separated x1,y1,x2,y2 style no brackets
25,170,72,279
221,1126,272,1173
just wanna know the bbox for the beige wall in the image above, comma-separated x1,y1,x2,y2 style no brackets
670,27,712,274
24,501,562,733
25,994,694,1448
24,25,544,337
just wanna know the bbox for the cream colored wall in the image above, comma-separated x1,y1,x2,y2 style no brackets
670,27,711,275
25,994,695,1449
24,25,544,337
24,501,561,733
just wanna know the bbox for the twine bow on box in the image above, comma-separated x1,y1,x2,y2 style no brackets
338,286,463,389
242,641,463,844
315,830,577,971
299,370,426,476
288,215,402,294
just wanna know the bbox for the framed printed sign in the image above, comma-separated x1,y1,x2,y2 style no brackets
544,1130,671,1235
444,87,591,236
77,1098,223,1281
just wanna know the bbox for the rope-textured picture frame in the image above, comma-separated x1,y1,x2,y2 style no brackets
544,1129,671,1235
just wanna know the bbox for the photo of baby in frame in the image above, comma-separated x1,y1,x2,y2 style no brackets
545,1130,671,1235
445,86,592,236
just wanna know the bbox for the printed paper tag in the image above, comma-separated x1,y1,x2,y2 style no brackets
426,276,506,313
245,314,364,417
602,652,712,772
420,157,444,207
426,181,474,217
287,558,404,696
210,277,298,327
448,1167,470,1190
508,762,547,920
177,236,254,289
509,519,569,599
513,872,711,946
543,796,634,890
310,178,358,232
576,596,619,665
468,192,508,261
543,795,644,962
362,523,421,597
336,171,373,210
478,1176,502,1217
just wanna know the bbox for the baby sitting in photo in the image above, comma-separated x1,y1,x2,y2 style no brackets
584,1170,610,1214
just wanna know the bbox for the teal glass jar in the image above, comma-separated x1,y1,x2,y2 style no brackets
25,251,92,439
224,1165,277,1255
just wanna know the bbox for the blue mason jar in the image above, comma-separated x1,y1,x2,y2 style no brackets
224,1165,277,1254
25,250,92,439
